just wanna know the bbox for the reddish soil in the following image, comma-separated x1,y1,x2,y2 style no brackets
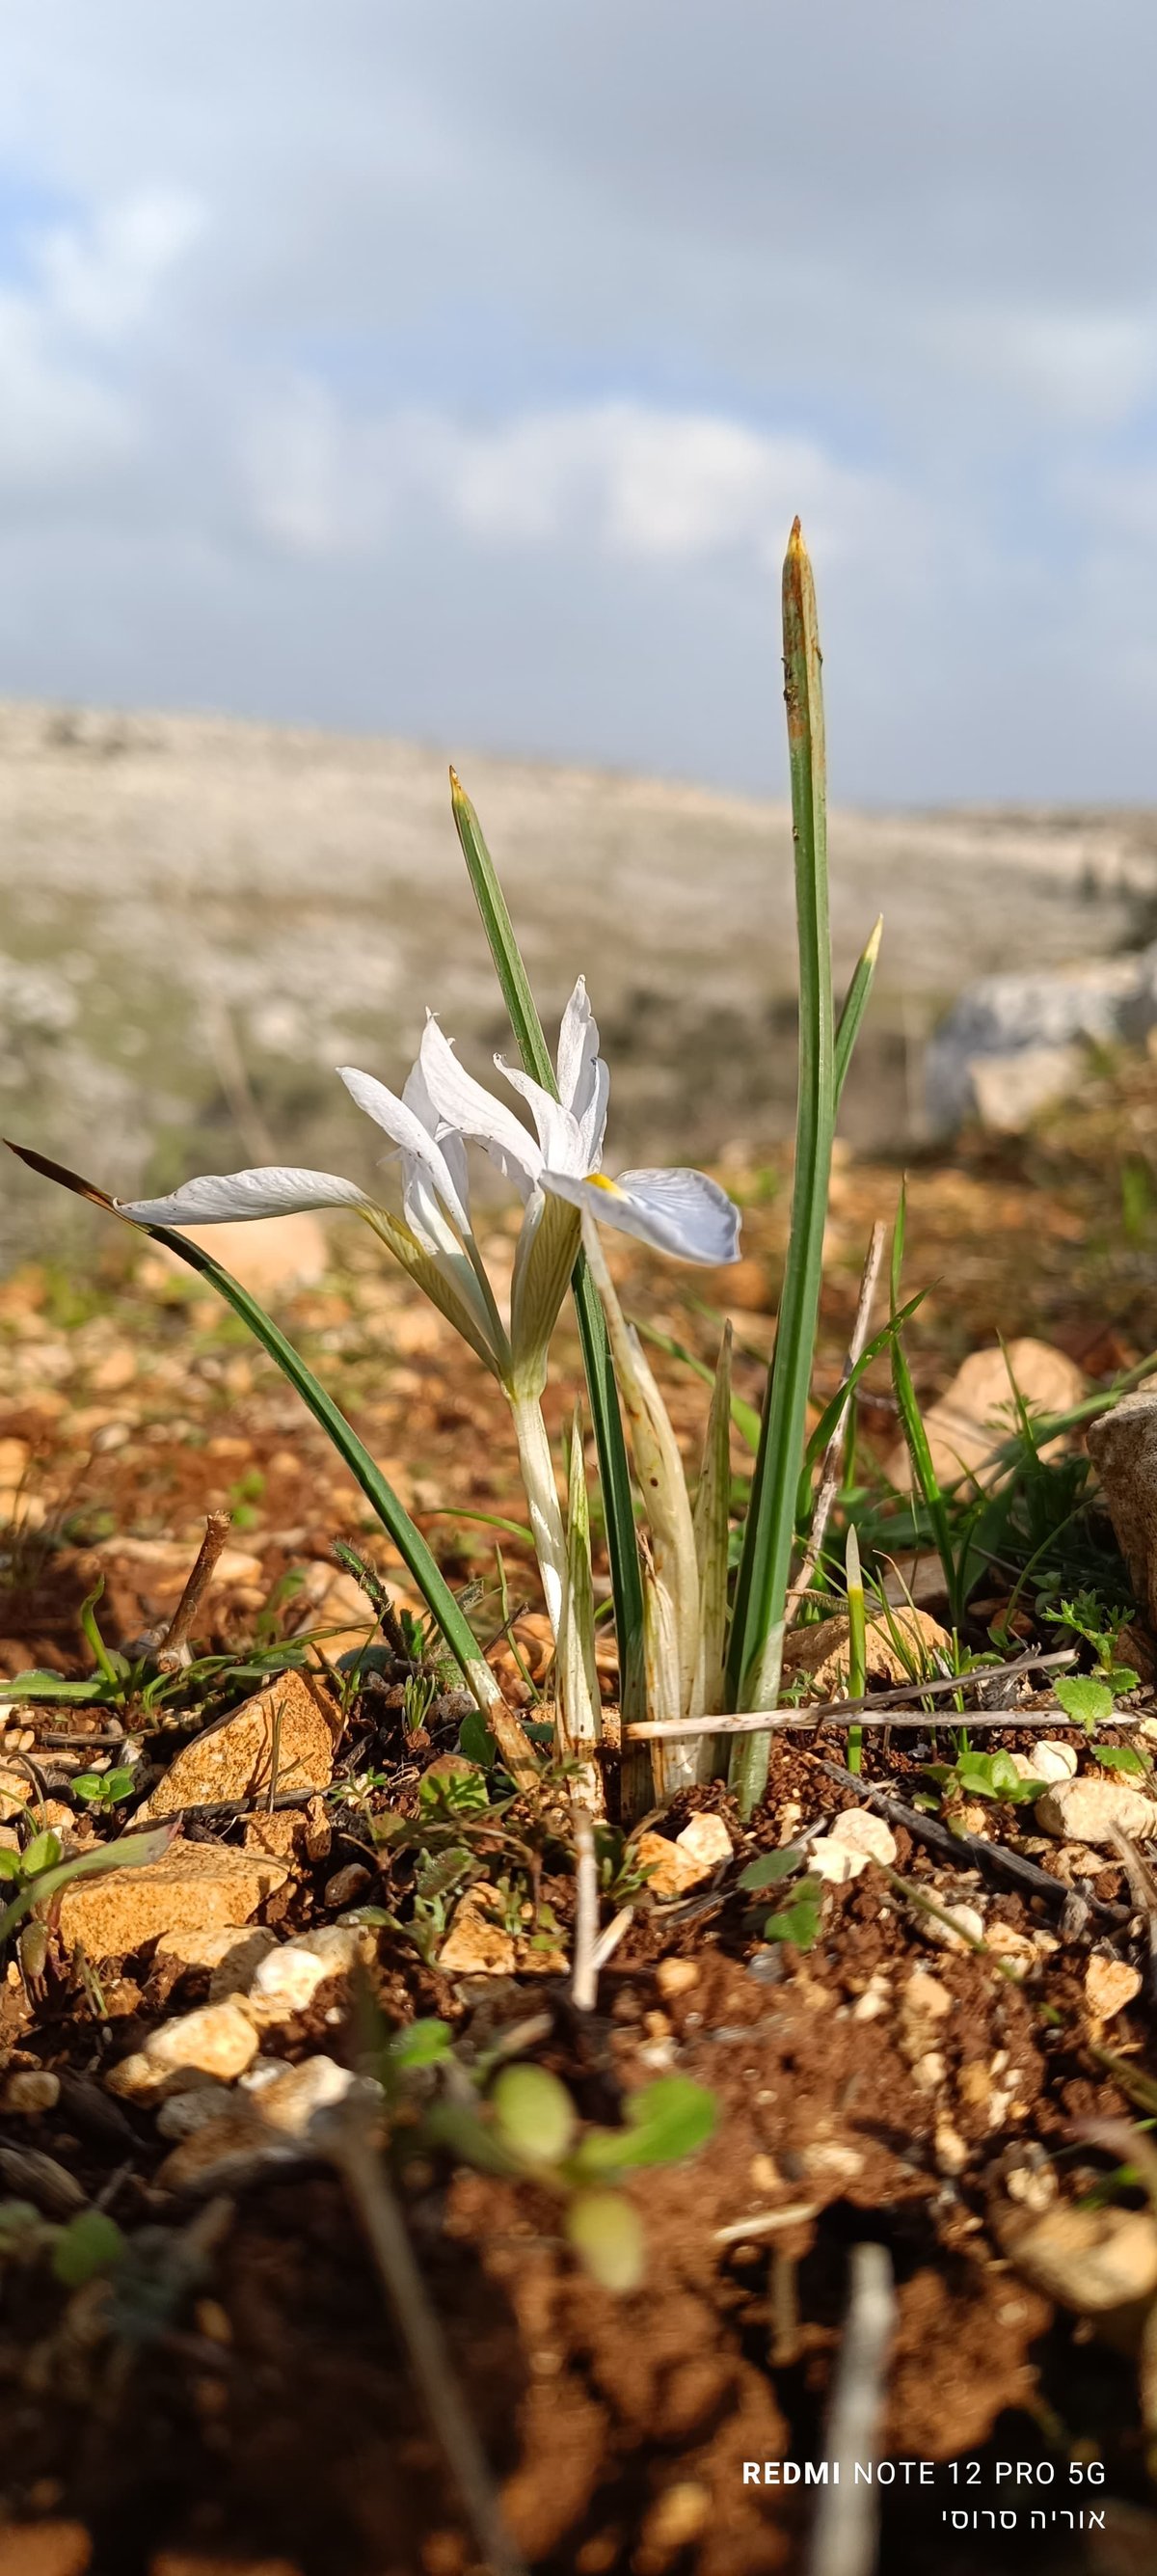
2,1071,1157,2573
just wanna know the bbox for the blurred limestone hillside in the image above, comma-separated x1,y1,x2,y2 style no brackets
4,697,1157,1261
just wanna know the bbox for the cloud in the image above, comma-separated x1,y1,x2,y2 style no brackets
0,185,202,502
37,188,203,343
246,386,892,576
0,3,1154,799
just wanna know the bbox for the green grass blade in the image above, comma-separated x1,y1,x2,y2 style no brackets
5,1142,526,1755
889,1185,961,1620
834,916,882,1108
728,523,835,1814
449,770,645,1723
801,1290,928,1473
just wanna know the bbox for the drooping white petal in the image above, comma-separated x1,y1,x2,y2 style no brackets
576,1055,609,1174
555,979,609,1170
402,1058,471,1218
119,1167,370,1227
497,1059,583,1175
418,1015,541,1193
541,1165,741,1265
555,978,598,1116
337,1064,471,1236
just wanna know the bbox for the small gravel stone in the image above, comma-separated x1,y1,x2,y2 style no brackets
246,1944,334,2020
655,1958,699,1998
934,2118,970,2175
106,2001,258,2099
323,1863,371,1909
1085,1955,1143,2021
1005,2201,1157,2312
2,2072,60,2115
640,2484,713,2553
0,2145,86,2217
1030,1740,1079,1784
925,1902,984,1952
238,2053,364,2136
903,1969,952,2020
155,2086,234,2141
244,1927,370,2021
811,1809,897,1883
1036,1776,1157,1846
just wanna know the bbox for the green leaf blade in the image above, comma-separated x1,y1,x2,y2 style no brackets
729,522,836,1815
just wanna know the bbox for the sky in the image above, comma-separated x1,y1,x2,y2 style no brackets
1,2,1156,802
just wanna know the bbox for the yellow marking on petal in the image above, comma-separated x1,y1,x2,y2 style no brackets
585,1172,625,1195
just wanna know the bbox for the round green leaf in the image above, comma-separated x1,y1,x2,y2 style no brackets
22,1830,62,1879
565,2188,645,2292
389,2019,452,2069
51,2210,125,2288
576,2076,718,2178
491,2064,577,2167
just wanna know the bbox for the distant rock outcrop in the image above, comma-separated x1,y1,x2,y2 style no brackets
925,946,1157,1133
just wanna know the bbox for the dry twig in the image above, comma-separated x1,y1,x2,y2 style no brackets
156,1511,234,1670
820,1755,1129,1926
808,2241,896,2576
330,2108,529,2576
625,1644,1078,1743
589,1905,633,1975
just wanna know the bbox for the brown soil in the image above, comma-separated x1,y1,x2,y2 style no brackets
3,1065,1157,2574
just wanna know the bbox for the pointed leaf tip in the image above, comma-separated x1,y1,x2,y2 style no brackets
6,1141,119,1215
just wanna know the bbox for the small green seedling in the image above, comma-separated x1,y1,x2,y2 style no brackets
1091,1744,1149,1780
1053,1674,1118,1731
70,1766,136,1811
920,1748,1044,1814
0,2197,124,2288
739,1845,822,1950
1050,1593,1140,1734
429,2062,716,2291
4,1574,318,1732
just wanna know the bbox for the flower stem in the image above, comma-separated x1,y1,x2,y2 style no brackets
509,1392,567,1641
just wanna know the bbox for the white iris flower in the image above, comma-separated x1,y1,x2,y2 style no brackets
121,979,740,1640
121,979,740,1382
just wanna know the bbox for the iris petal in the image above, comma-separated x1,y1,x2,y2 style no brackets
418,1016,542,1192
541,1164,741,1265
120,1167,369,1226
338,1064,471,1236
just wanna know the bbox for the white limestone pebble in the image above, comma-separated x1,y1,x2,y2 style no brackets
1036,1777,1157,1847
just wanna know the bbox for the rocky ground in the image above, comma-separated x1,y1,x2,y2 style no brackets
2,1051,1157,2572
7,697,1157,1267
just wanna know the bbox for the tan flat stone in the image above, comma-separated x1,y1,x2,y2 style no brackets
135,1670,335,1821
438,1885,517,1976
57,1838,287,1959
784,1604,952,1698
883,1339,1086,1491
243,1795,330,1866
1085,1955,1143,2021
